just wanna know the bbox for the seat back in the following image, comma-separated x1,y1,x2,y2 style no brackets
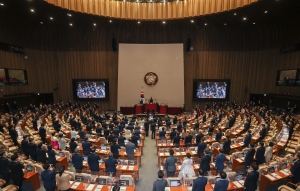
119,175,134,185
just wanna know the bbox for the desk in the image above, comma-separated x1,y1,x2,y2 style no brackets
168,107,182,115
135,105,143,114
23,171,40,191
56,156,68,169
158,151,198,166
232,158,245,172
120,107,134,115
61,128,71,139
169,181,244,191
259,168,292,191
70,182,135,191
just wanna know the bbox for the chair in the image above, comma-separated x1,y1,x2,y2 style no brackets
278,182,300,191
2,185,19,191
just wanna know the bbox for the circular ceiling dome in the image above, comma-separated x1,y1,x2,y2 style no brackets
46,0,258,20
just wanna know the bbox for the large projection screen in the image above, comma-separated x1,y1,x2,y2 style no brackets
118,44,184,110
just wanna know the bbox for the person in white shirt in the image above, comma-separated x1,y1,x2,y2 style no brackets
178,153,195,181
264,142,274,162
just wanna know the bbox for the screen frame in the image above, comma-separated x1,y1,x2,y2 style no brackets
192,79,231,101
275,69,299,86
72,79,109,101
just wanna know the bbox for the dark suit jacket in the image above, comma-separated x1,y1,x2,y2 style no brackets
290,160,300,183
223,139,231,154
69,141,78,153
37,148,47,164
215,132,222,142
41,169,56,189
72,153,84,169
105,158,118,173
151,124,156,131
170,131,176,140
213,179,229,191
88,153,101,171
245,148,255,166
216,154,226,171
48,149,56,165
9,161,24,181
200,154,211,172
192,176,207,191
21,140,29,155
198,142,207,156
159,131,166,138
28,142,37,156
244,170,259,191
173,136,181,144
39,127,46,137
259,127,267,139
255,146,266,165
82,141,92,156
244,122,250,131
244,134,252,147
10,129,18,140
184,135,193,144
0,156,10,174
118,136,126,146
111,143,121,156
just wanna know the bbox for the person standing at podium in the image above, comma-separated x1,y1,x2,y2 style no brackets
151,121,156,139
149,97,154,104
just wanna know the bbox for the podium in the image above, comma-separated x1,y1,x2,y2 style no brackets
159,105,167,114
144,104,157,113
135,104,143,114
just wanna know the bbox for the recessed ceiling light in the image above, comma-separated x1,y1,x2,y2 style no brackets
191,20,194,23
30,9,34,12
162,21,166,24
0,3,4,6
40,22,43,24
234,13,237,15
264,11,268,13
224,23,227,25
50,17,53,20
69,23,73,26
253,22,256,25
243,17,247,20
109,20,112,23
204,23,207,25
137,21,140,24
93,23,96,26
67,13,72,17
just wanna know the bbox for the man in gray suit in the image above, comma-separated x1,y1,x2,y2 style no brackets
152,170,168,191
164,149,177,177
125,138,136,160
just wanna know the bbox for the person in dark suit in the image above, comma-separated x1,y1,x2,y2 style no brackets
82,137,92,156
28,138,37,161
37,143,47,164
244,130,252,148
213,171,229,191
69,138,77,153
223,136,231,155
9,126,19,146
244,119,250,131
215,129,222,142
173,133,181,146
192,169,207,191
290,152,300,184
41,164,56,191
88,148,101,173
255,142,266,165
9,154,24,191
151,122,156,139
149,97,153,104
152,170,168,191
177,123,182,133
215,149,226,173
164,150,177,177
197,139,207,159
72,149,84,173
118,133,126,147
259,124,267,142
21,135,29,158
0,151,10,185
202,115,206,123
170,128,176,141
196,130,204,144
173,116,177,125
144,119,149,137
131,134,140,147
125,138,136,160
244,143,256,174
47,145,56,167
79,128,86,140
184,132,193,146
105,153,118,176
159,128,166,139
200,150,211,175
110,139,121,159
39,124,47,144
244,163,259,191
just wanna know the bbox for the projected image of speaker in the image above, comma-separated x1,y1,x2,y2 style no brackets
72,79,109,100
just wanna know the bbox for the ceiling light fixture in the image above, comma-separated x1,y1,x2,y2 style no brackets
253,22,256,25
243,17,247,20
162,21,166,24
138,21,140,24
224,23,227,25
234,13,237,15
40,22,43,24
109,20,112,23
93,23,96,26
67,13,72,17
0,3,4,6
30,9,34,12
264,11,268,13
69,23,73,26
50,17,53,20
191,20,194,23
204,23,207,25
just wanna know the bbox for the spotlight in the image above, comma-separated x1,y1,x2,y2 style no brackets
191,20,194,23
243,17,247,20
162,21,166,24
137,21,140,24
67,13,72,17
264,11,268,13
224,23,227,25
234,13,237,15
69,23,73,26
50,17,53,20
93,23,96,26
0,3,4,6
253,22,256,25
40,22,43,24
204,23,207,25
30,9,34,12
109,20,112,23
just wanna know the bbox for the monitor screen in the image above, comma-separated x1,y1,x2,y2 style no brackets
77,143,82,146
75,175,83,182
238,153,244,158
101,146,107,150
193,79,230,101
119,180,129,187
281,162,287,170
128,160,137,166
276,69,297,86
72,79,109,100
219,144,223,148
96,178,106,185
268,166,275,173
26,165,33,171
195,146,198,151
58,152,65,157
83,156,88,161
170,180,181,187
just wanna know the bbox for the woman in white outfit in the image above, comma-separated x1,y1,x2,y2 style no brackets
178,153,195,180
264,142,274,162
124,126,131,140
15,122,24,141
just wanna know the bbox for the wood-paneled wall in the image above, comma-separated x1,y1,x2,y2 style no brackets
0,7,300,110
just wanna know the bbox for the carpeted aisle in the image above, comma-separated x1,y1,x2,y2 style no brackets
135,134,159,191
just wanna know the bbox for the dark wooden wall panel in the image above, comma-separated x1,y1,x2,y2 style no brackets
0,4,300,110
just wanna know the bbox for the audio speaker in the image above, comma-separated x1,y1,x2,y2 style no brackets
186,38,191,51
112,38,117,52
